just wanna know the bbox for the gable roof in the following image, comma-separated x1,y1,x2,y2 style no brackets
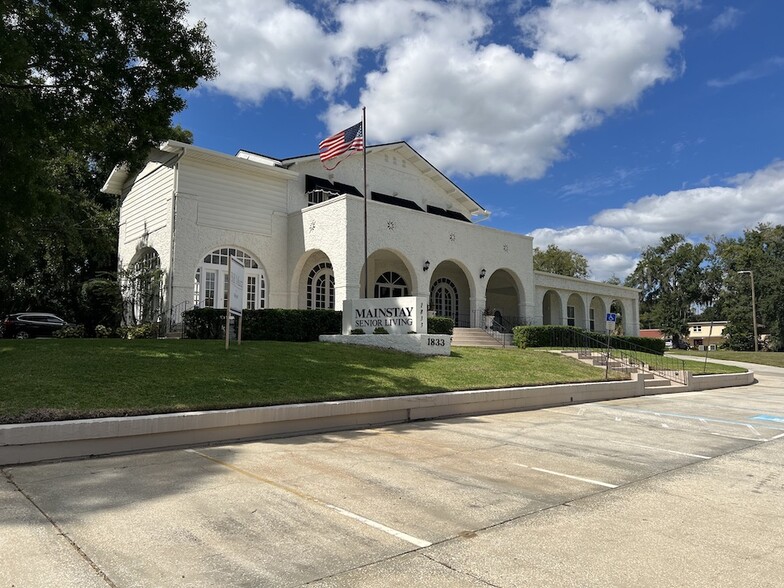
280,141,489,218
102,140,490,220
101,140,295,195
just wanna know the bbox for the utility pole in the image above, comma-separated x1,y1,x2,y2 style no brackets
737,270,758,352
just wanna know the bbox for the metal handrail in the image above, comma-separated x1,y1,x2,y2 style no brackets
486,318,509,348
168,300,191,334
552,327,687,385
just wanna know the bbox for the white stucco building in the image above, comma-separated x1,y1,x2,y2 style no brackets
102,140,640,335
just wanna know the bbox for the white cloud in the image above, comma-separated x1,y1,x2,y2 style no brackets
531,161,784,280
709,6,742,33
708,56,784,89
189,0,684,180
189,0,349,101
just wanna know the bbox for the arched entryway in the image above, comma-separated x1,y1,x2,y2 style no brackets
294,250,335,309
126,247,163,324
542,289,563,325
360,249,416,299
566,293,586,329
485,269,523,328
430,277,459,323
193,246,266,310
610,299,626,335
589,296,607,332
429,260,472,327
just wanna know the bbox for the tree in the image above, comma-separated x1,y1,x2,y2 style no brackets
533,244,589,279
625,234,709,348
0,1,215,318
713,224,784,351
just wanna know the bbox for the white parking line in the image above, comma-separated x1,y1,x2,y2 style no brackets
514,463,618,488
604,439,710,460
322,503,431,548
709,432,765,442
185,449,432,548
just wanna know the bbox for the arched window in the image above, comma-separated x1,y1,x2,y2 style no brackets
430,277,459,322
127,248,162,324
193,247,266,310
307,262,334,309
374,271,408,298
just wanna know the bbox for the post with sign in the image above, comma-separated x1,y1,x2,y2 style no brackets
225,256,245,350
605,313,617,380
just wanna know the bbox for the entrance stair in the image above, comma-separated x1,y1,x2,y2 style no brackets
558,349,689,393
451,327,505,348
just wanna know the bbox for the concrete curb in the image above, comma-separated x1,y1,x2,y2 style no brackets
0,371,754,466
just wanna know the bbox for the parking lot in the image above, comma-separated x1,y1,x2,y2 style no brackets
3,360,784,587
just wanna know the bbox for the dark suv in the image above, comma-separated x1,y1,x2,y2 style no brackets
2,313,68,339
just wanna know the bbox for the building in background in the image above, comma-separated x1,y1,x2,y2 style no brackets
103,140,640,336
686,321,728,351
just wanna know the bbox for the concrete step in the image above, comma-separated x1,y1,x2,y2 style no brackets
164,326,183,339
452,328,504,348
557,350,688,389
644,378,672,388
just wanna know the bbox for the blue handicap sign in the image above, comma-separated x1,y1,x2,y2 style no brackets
606,313,617,322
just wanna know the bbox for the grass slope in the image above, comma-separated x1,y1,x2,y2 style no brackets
1,339,623,424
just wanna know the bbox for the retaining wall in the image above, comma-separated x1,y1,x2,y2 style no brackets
0,371,754,466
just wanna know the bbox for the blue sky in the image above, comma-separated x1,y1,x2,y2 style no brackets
174,0,784,280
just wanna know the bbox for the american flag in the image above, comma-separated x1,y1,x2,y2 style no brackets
319,121,364,163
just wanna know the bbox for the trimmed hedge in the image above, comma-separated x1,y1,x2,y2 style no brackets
183,308,343,341
241,309,342,342
183,308,227,339
427,316,454,335
183,308,453,340
512,325,666,355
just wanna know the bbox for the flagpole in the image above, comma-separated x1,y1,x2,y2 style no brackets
363,106,368,299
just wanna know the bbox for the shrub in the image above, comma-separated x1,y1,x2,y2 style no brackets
54,324,85,338
427,316,454,335
512,325,666,354
94,324,113,338
611,335,666,354
79,278,123,336
350,328,365,335
512,325,570,348
117,323,159,339
182,308,227,339
241,309,342,342
373,326,389,334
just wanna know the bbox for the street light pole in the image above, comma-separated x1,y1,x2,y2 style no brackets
738,270,758,352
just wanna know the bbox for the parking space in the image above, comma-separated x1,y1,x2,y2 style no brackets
3,367,784,587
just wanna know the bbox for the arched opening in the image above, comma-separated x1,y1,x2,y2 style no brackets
374,271,409,298
542,290,563,325
429,260,472,327
307,262,335,309
360,249,415,299
193,246,266,310
125,247,163,324
430,277,459,324
485,269,523,327
610,299,626,335
566,293,586,329
589,296,607,332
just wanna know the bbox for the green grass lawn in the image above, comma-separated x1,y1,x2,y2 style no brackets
670,349,784,369
1,339,627,424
